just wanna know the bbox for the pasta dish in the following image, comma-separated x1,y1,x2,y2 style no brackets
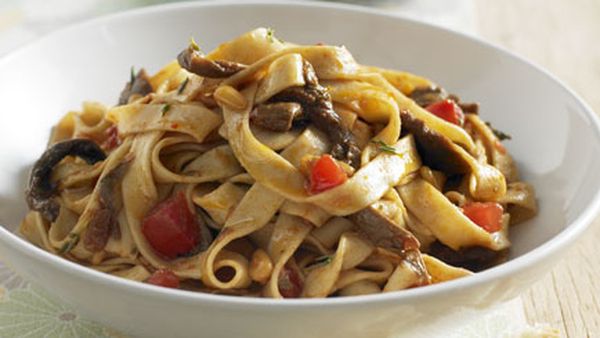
20,28,537,298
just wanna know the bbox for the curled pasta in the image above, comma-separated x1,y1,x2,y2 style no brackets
19,27,536,298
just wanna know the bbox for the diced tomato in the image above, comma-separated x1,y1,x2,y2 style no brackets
278,265,303,298
462,202,504,233
308,154,348,194
426,99,465,125
141,191,201,259
147,269,180,288
102,125,121,150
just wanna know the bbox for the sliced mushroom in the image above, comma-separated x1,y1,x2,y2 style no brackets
458,102,479,115
83,159,131,252
350,205,420,253
177,46,246,78
271,61,361,168
118,69,153,105
250,102,303,132
410,86,479,115
448,94,479,115
26,139,106,222
427,240,507,272
400,110,470,174
350,206,430,285
409,86,448,107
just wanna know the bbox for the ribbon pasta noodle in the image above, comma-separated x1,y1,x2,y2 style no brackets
19,28,537,298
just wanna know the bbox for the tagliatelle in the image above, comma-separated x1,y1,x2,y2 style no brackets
107,103,222,141
399,178,499,250
19,27,536,298
223,84,419,215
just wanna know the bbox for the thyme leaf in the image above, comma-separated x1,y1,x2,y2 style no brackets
189,37,201,52
130,66,135,84
161,104,171,116
59,233,80,254
371,140,401,155
266,27,275,43
485,121,512,141
314,255,333,265
266,27,283,43
177,77,189,95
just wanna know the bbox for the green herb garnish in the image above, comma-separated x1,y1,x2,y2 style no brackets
372,140,401,155
189,37,201,52
177,77,189,95
485,121,512,141
314,255,333,265
266,27,283,43
266,28,275,43
130,66,135,84
161,104,171,116
59,233,80,254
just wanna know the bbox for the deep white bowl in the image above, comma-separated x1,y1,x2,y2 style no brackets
1,1,599,337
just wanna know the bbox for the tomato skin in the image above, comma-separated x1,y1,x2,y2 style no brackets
278,265,303,298
141,191,200,259
426,99,465,125
462,202,504,233
147,269,180,288
102,125,121,150
308,154,348,194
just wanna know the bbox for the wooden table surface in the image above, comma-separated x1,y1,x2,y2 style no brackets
477,1,600,336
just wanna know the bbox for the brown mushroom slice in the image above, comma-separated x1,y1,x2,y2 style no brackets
400,110,470,174
272,61,361,168
250,102,303,132
83,159,131,252
350,205,420,253
409,86,480,115
348,204,431,287
26,139,107,222
118,69,153,105
458,102,479,115
446,94,480,115
408,86,448,107
426,240,508,272
402,110,506,201
177,46,246,78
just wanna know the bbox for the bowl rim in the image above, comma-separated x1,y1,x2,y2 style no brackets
1,0,600,309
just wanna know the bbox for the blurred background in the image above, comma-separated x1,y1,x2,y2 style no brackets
0,0,597,115
0,0,477,55
2,0,596,130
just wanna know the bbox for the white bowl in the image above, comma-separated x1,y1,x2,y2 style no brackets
1,1,599,337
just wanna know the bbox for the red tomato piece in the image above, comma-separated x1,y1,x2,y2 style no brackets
308,154,348,194
147,269,180,288
141,191,201,259
462,202,504,233
102,125,121,150
278,265,303,298
426,99,465,125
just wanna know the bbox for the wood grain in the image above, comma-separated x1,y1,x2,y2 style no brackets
476,1,600,336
